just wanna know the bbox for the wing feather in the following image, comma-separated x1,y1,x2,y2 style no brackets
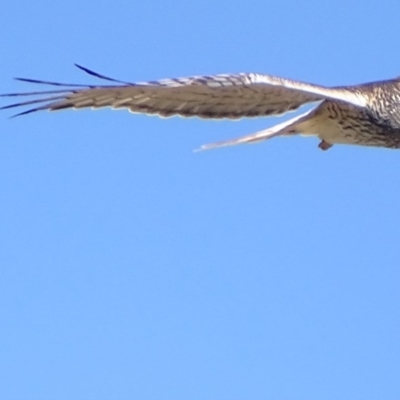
1,65,367,119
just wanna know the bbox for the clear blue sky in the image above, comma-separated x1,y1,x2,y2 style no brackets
1,1,400,399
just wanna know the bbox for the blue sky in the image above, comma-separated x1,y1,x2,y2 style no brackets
1,1,400,399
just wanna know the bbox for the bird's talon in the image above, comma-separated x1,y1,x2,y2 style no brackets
318,140,333,151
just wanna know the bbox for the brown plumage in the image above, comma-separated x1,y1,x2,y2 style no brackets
2,64,400,151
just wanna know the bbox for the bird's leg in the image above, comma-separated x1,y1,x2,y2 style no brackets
318,140,333,151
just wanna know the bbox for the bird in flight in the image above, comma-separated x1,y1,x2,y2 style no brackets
2,64,400,151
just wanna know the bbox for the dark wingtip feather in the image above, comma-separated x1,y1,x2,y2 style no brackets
0,89,76,98
14,76,92,88
0,95,67,111
10,108,44,118
1,64,134,118
8,100,73,118
74,63,134,85
74,63,101,77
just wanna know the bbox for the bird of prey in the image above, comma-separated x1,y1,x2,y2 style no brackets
2,64,400,151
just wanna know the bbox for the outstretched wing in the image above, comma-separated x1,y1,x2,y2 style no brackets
0,64,366,119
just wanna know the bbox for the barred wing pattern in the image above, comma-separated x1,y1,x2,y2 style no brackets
2,65,378,150
1,65,365,120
